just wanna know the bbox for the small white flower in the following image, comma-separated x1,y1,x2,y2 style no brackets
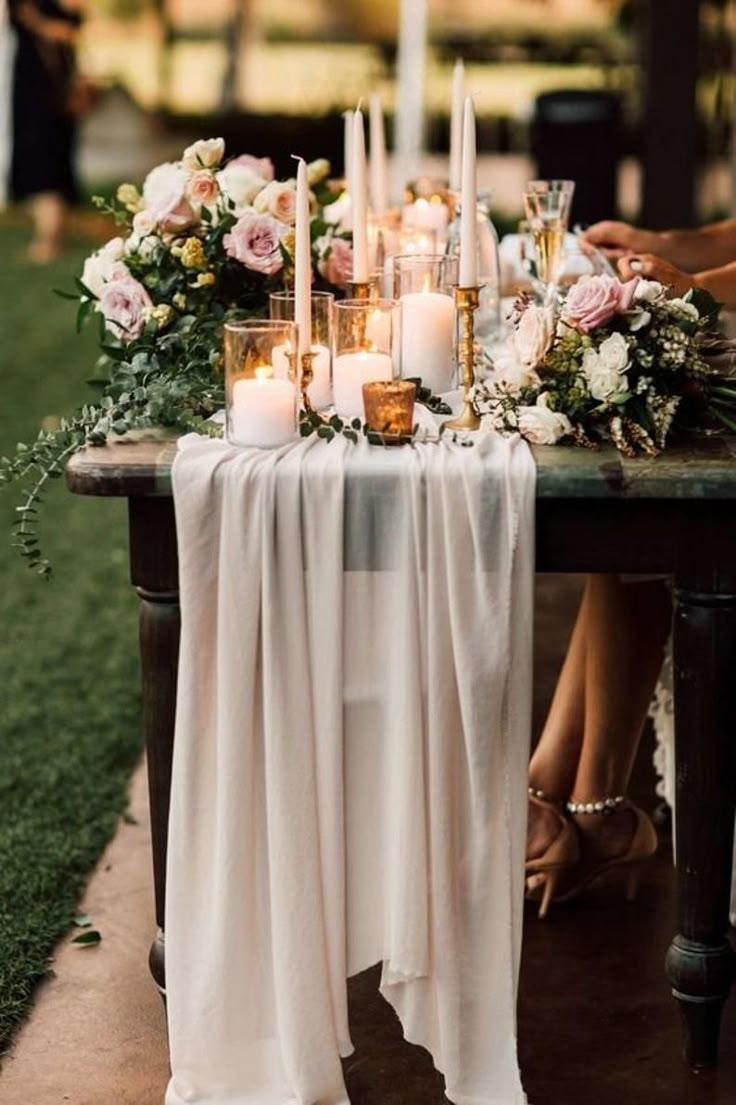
596,331,630,373
180,137,225,172
307,158,330,186
626,308,652,332
667,297,699,321
492,350,540,394
582,344,629,402
217,164,269,210
322,191,352,228
634,279,666,304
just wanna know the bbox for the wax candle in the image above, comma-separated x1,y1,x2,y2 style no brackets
449,59,465,193
230,373,296,448
343,109,353,186
272,342,331,411
352,108,369,283
400,290,455,394
459,96,477,286
333,350,393,419
369,94,388,214
394,0,428,198
294,158,311,360
402,196,449,239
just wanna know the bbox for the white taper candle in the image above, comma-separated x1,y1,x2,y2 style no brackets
369,93,388,214
294,158,311,359
352,107,369,283
459,96,477,287
449,59,465,193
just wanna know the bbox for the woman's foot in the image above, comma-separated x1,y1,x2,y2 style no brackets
527,792,567,861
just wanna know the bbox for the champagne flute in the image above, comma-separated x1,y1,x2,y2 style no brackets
523,181,575,306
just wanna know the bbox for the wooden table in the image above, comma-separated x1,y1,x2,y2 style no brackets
66,436,736,1070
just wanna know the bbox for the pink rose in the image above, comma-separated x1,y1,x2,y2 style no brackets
228,154,274,182
319,237,353,286
187,170,219,208
223,211,285,275
562,274,640,333
98,273,152,343
253,181,297,225
152,190,198,235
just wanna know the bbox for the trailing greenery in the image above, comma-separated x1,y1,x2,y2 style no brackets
0,227,143,1053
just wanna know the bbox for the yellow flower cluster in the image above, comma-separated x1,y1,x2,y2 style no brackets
116,183,143,213
191,272,216,288
181,237,206,269
143,304,174,329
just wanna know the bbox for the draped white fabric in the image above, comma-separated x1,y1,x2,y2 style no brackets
165,430,535,1105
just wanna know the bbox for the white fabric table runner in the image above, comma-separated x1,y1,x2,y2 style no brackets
165,430,535,1105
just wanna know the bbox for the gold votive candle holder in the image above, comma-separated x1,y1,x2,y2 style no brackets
362,380,416,442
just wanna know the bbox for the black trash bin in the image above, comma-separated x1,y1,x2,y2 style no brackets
531,90,622,226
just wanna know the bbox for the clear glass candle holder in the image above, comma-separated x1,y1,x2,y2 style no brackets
225,320,299,449
269,290,334,411
393,254,458,395
332,298,400,420
380,226,438,296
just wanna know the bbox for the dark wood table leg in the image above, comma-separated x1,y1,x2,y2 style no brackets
128,495,180,997
666,569,736,1067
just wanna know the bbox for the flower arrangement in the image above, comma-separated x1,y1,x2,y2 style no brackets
0,138,353,576
472,274,734,455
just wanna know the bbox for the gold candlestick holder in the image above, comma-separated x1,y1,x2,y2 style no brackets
349,280,371,301
443,285,481,432
287,350,316,413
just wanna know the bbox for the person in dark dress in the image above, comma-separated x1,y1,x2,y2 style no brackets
9,0,84,261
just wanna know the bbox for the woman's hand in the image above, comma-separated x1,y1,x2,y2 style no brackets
583,221,663,260
617,254,695,296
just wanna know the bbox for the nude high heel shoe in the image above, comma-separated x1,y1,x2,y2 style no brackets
525,789,581,919
555,798,658,905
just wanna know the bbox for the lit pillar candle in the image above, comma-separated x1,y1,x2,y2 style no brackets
369,94,388,214
459,96,477,287
230,370,296,448
402,196,449,238
333,349,393,419
352,107,369,283
449,59,465,193
400,289,455,394
294,158,311,360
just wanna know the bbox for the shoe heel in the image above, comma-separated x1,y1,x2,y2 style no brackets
538,867,563,920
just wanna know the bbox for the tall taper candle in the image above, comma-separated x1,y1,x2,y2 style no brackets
449,59,465,193
294,157,311,359
459,96,477,287
369,94,388,213
343,109,353,187
352,107,369,283
393,0,428,199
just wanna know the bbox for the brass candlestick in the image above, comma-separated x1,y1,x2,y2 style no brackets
349,280,371,301
443,285,481,432
287,350,315,413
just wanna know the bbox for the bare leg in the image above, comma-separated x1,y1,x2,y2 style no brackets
27,192,67,263
570,575,671,859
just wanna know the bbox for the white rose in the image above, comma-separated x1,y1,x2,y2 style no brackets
180,137,225,172
307,158,330,186
142,161,189,210
582,348,629,402
634,279,665,304
322,192,352,229
81,237,129,297
668,297,699,321
596,331,630,373
493,350,540,394
217,163,269,210
252,180,297,225
518,395,572,445
513,305,555,368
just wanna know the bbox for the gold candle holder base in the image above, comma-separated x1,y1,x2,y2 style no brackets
349,281,371,301
443,284,481,432
287,349,315,413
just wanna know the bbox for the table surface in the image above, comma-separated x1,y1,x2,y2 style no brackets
66,433,736,501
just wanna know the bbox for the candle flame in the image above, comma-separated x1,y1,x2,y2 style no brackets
421,273,432,294
254,364,274,381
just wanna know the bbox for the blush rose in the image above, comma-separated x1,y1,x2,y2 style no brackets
223,211,285,274
98,273,153,343
562,274,640,333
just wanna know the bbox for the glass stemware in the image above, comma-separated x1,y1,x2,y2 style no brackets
523,180,575,306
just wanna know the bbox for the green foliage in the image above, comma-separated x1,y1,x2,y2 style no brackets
0,227,143,1051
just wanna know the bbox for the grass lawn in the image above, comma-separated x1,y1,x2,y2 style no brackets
0,224,143,1052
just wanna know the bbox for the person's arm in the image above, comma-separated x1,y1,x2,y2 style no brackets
617,253,736,312
585,219,736,274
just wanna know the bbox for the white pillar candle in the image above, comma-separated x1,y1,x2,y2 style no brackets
459,96,477,287
449,59,465,193
402,196,449,239
394,0,428,201
400,291,455,394
333,350,393,419
230,376,296,448
369,94,388,214
294,158,311,360
352,108,369,283
272,342,331,411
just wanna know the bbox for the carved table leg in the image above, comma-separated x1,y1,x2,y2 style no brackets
666,571,736,1067
128,495,180,998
